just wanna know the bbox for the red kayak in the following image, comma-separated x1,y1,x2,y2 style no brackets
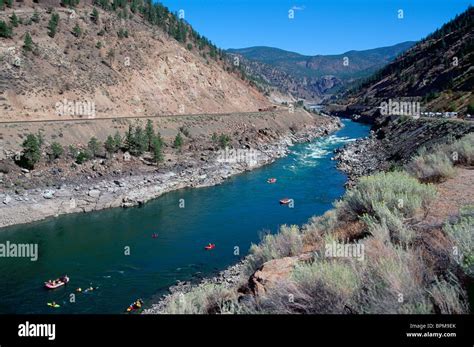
44,276,70,289
267,178,277,184
204,243,216,250
279,198,292,205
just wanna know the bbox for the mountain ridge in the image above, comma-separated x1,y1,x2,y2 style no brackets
333,5,474,119
226,41,415,102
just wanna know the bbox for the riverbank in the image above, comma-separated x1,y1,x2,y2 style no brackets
334,116,474,185
0,111,342,229
144,117,473,315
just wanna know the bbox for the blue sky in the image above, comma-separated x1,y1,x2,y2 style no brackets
160,0,472,55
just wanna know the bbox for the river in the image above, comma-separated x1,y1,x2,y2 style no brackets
0,119,370,313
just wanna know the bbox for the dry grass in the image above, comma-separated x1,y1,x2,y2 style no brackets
444,205,474,277
160,284,239,314
246,225,303,273
407,133,474,182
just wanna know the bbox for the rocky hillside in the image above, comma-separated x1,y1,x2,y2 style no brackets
226,42,414,102
335,117,474,184
0,0,270,121
334,6,473,119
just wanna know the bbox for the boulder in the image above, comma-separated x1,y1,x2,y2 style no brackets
248,253,312,296
42,190,55,199
3,195,12,204
88,189,101,198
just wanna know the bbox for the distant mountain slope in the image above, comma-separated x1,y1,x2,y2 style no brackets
227,42,415,101
336,6,473,118
0,0,269,121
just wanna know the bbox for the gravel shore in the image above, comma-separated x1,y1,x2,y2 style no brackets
0,116,341,229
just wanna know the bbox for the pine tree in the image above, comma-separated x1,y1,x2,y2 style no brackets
113,131,122,150
173,132,183,151
132,125,147,155
124,125,134,151
23,32,33,52
151,134,163,163
87,137,101,157
48,13,60,38
145,119,154,151
104,135,116,155
21,134,41,169
91,7,99,24
0,20,12,38
10,12,19,27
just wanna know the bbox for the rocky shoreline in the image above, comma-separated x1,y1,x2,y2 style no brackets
333,117,474,186
333,135,385,186
143,259,248,314
0,116,342,229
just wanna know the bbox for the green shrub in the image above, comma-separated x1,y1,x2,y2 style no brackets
72,23,82,37
444,206,474,277
247,225,303,273
161,284,239,314
336,171,437,221
211,133,231,149
288,259,360,313
351,240,433,314
75,150,91,164
218,134,231,149
50,142,64,160
302,210,338,246
68,144,78,158
362,202,415,246
406,150,455,183
117,28,128,38
406,133,474,182
449,133,474,166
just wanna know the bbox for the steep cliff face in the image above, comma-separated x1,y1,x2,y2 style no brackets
0,1,270,121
